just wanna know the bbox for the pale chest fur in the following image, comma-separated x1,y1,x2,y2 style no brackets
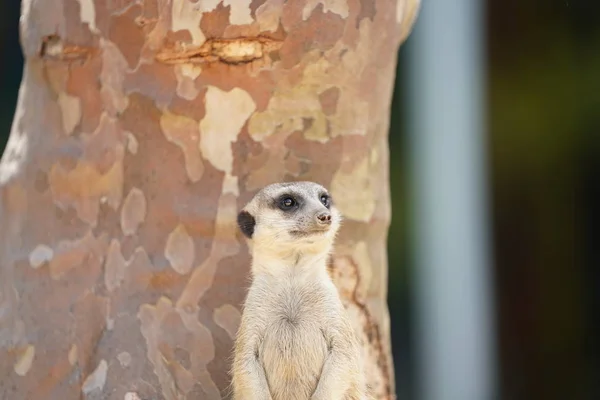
244,272,346,400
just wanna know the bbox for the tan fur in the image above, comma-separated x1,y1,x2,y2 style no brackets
230,182,368,400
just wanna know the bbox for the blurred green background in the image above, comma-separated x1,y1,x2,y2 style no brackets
1,1,598,399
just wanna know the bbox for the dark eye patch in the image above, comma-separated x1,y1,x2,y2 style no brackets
272,193,302,212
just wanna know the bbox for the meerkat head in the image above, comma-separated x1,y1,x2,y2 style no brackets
237,181,342,258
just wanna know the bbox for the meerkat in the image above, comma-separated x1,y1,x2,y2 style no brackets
230,181,368,400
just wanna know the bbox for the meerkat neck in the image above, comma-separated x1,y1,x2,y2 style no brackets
250,247,330,278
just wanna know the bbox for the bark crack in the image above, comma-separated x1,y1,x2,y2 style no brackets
336,256,394,399
155,37,282,65
39,35,95,61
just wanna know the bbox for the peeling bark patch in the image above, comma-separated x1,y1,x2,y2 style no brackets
124,392,142,400
82,359,108,394
77,0,98,33
58,93,82,135
29,245,54,269
156,37,282,65
68,344,78,366
201,0,256,26
174,64,201,100
165,224,195,275
14,345,35,376
225,0,254,25
303,0,350,20
199,86,256,176
330,156,375,222
171,0,207,45
117,351,132,368
256,0,284,32
213,304,241,339
121,187,147,236
126,132,139,154
104,239,127,292
160,111,204,182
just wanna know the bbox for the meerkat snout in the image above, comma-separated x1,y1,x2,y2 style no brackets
316,212,331,224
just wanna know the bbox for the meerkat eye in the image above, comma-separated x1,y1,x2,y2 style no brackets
279,197,296,210
320,194,330,208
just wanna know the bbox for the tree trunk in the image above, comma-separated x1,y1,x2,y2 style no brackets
0,1,419,399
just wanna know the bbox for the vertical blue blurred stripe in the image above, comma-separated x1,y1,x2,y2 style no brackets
404,0,497,399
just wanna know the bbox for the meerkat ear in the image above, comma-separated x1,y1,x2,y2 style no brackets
237,210,256,238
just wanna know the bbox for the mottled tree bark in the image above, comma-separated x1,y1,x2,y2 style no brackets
0,1,419,399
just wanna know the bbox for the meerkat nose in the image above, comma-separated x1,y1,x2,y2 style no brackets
316,212,332,224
